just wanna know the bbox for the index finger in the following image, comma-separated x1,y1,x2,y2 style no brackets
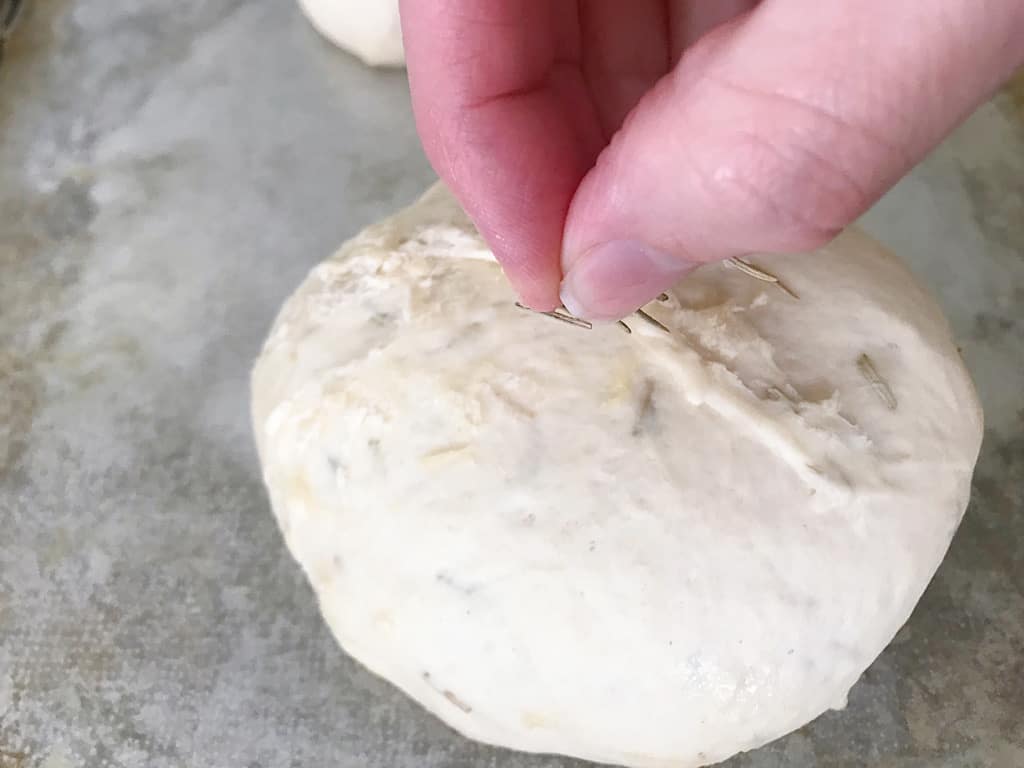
400,0,601,310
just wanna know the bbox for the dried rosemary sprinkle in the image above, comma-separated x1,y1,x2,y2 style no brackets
515,302,671,335
856,353,898,410
728,257,800,300
515,302,593,330
634,308,671,334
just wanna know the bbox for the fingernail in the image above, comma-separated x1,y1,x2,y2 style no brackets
560,240,693,321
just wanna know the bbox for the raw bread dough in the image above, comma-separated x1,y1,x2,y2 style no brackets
297,0,404,68
251,182,982,768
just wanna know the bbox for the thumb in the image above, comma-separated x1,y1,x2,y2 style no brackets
559,0,1024,321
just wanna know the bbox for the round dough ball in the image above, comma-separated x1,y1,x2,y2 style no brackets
251,183,982,767
297,0,404,68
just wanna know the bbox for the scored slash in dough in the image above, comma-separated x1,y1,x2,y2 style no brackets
297,0,404,68
251,182,983,768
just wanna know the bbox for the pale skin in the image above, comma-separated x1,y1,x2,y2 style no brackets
400,0,1024,320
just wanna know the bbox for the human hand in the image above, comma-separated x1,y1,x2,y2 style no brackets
400,0,1023,320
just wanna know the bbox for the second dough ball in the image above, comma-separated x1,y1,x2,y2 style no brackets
298,0,404,68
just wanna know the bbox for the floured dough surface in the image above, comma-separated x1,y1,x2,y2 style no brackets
251,183,982,768
297,0,404,67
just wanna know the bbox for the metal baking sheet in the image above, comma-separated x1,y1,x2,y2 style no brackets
2,2,1022,766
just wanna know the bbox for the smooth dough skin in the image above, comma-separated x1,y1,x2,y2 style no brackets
297,0,404,67
252,183,982,768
